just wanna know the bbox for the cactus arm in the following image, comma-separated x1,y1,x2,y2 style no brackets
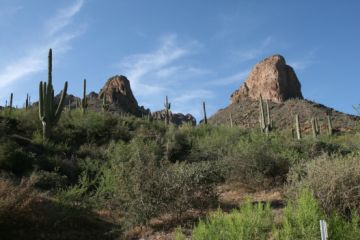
54,81,68,122
259,94,266,132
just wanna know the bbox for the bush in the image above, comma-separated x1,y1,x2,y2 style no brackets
189,200,272,240
33,170,68,190
0,141,34,175
225,133,293,187
274,189,323,240
274,189,360,240
90,138,225,227
287,155,360,217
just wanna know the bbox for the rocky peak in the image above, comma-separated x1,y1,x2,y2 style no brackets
99,75,141,115
231,55,303,103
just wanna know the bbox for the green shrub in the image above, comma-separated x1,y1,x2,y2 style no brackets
275,189,360,240
33,170,68,190
225,132,293,187
0,141,34,175
274,189,323,240
328,212,360,240
190,200,272,240
91,138,225,227
287,155,360,217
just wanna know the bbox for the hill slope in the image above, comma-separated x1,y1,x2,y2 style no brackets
208,98,359,133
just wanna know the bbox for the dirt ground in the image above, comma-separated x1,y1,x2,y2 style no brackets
125,182,284,240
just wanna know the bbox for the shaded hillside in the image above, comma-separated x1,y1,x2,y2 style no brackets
208,98,359,133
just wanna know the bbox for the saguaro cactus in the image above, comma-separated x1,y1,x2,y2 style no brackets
102,96,109,111
25,94,30,109
259,95,265,131
38,49,68,140
81,79,88,114
311,117,317,139
164,96,171,125
259,95,271,134
295,114,301,140
327,113,333,136
311,117,320,139
265,100,272,130
9,93,13,109
203,101,207,125
229,113,233,128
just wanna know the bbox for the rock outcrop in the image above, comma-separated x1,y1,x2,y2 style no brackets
152,110,196,126
231,55,303,103
99,75,147,116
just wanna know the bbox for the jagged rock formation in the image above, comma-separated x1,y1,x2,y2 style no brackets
152,110,196,126
87,91,98,100
99,75,143,115
231,55,303,103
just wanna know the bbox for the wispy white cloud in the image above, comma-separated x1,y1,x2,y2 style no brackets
288,49,317,70
118,34,202,96
0,1,85,89
173,89,214,104
117,34,214,120
45,0,84,37
235,36,272,62
209,70,249,86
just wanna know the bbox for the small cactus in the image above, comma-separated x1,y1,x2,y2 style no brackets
327,113,333,136
164,96,171,125
311,117,318,139
203,101,207,125
295,114,301,140
102,96,109,111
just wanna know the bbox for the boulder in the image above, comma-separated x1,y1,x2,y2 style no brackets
231,55,303,103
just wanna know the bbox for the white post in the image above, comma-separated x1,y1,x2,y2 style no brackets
320,220,328,240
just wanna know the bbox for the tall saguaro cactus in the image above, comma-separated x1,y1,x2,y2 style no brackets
9,93,13,109
25,94,30,109
202,101,208,125
81,79,88,114
38,49,68,140
164,96,171,125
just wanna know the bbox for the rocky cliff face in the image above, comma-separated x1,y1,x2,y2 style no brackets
99,75,147,116
231,55,303,103
152,110,196,126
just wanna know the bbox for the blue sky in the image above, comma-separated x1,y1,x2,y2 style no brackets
1,0,359,120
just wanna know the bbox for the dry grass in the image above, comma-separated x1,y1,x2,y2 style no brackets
287,154,360,217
